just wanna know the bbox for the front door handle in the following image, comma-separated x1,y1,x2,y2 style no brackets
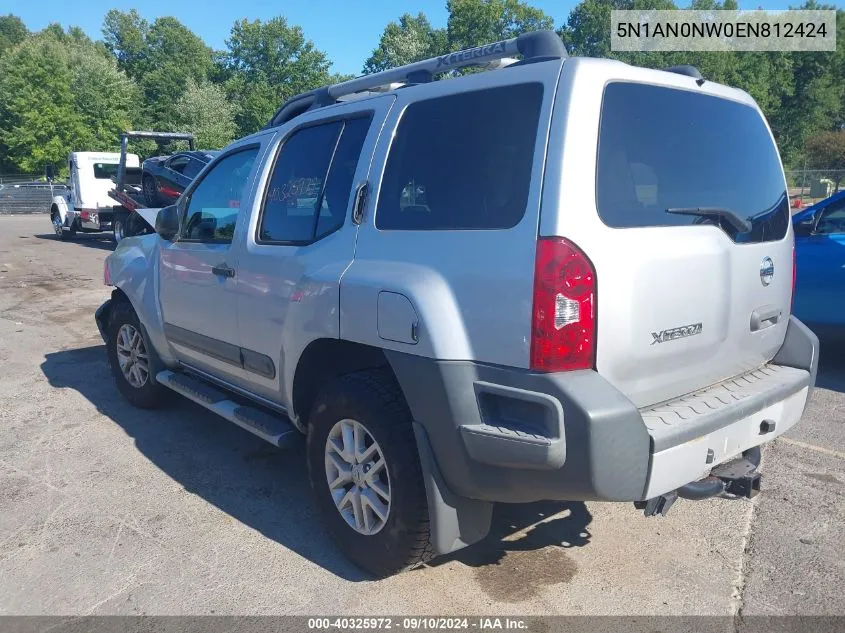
212,263,235,279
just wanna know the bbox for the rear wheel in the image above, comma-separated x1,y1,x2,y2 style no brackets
142,175,159,207
306,369,431,577
106,301,171,409
112,212,127,243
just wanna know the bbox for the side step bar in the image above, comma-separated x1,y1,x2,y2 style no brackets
156,370,299,448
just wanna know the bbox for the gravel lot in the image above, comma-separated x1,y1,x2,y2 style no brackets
0,214,843,616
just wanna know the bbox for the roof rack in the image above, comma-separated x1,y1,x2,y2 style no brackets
265,30,566,128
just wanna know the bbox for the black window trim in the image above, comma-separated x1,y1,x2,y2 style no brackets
176,143,262,245
255,111,375,247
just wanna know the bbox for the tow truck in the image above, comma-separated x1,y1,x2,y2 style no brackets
49,131,195,242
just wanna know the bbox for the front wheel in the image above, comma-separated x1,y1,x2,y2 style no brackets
106,301,171,409
54,216,76,241
306,369,431,577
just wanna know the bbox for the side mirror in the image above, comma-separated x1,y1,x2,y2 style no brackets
45,165,55,182
793,217,815,237
155,205,179,241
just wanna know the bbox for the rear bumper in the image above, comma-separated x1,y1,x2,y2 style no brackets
80,209,113,231
388,315,819,505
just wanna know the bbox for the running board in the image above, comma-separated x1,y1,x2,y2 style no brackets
156,370,299,448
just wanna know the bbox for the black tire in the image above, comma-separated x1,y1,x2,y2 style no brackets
306,369,432,578
142,174,159,207
106,301,171,409
58,219,77,241
112,212,127,243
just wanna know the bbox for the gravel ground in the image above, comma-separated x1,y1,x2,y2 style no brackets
0,214,843,616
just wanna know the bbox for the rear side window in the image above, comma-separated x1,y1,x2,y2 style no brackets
258,116,372,243
376,83,543,231
597,83,788,243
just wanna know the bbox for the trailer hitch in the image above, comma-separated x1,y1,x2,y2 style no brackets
636,447,763,516
711,448,761,498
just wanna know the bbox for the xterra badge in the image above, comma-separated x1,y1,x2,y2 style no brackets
651,323,703,345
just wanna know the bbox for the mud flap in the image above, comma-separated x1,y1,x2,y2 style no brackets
412,421,493,556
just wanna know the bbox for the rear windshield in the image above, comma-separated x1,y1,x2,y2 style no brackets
596,82,788,243
92,163,119,180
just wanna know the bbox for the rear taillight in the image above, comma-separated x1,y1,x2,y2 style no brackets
530,237,596,372
791,245,796,312
103,258,112,286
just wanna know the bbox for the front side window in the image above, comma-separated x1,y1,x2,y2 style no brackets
258,115,372,243
376,83,544,231
183,158,205,180
168,156,190,174
181,147,258,243
93,163,119,180
816,198,845,235
596,82,789,243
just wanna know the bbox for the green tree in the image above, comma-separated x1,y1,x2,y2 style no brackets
447,0,554,50
806,130,845,192
0,29,137,173
364,13,447,73
222,17,332,135
174,80,237,149
556,0,845,167
771,4,844,165
102,9,149,78
0,14,27,57
102,11,214,130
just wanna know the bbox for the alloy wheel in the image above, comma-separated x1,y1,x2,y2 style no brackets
116,323,149,388
325,418,391,535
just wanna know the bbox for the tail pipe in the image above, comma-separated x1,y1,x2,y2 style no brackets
638,446,762,517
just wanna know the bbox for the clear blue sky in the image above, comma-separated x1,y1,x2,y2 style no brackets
7,0,816,76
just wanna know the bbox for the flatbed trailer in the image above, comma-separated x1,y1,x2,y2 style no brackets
107,131,196,236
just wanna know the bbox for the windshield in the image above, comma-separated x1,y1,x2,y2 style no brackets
596,82,789,243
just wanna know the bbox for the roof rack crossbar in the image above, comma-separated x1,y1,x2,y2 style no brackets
267,30,566,127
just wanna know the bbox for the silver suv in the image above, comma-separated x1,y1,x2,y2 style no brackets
96,31,819,577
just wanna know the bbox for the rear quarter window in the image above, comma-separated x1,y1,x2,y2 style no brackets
596,82,788,243
376,83,544,231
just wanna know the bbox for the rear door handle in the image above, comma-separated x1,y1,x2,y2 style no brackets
750,306,781,331
352,181,369,225
212,263,235,279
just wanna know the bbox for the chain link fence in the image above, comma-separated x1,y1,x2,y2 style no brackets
785,169,844,211
3,170,841,215
0,174,68,214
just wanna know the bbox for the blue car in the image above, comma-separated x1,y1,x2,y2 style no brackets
792,190,845,332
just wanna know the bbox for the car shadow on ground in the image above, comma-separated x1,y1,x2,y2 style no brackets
40,345,594,583
34,233,115,251
816,335,845,394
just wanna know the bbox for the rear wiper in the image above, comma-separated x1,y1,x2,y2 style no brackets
665,207,752,234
